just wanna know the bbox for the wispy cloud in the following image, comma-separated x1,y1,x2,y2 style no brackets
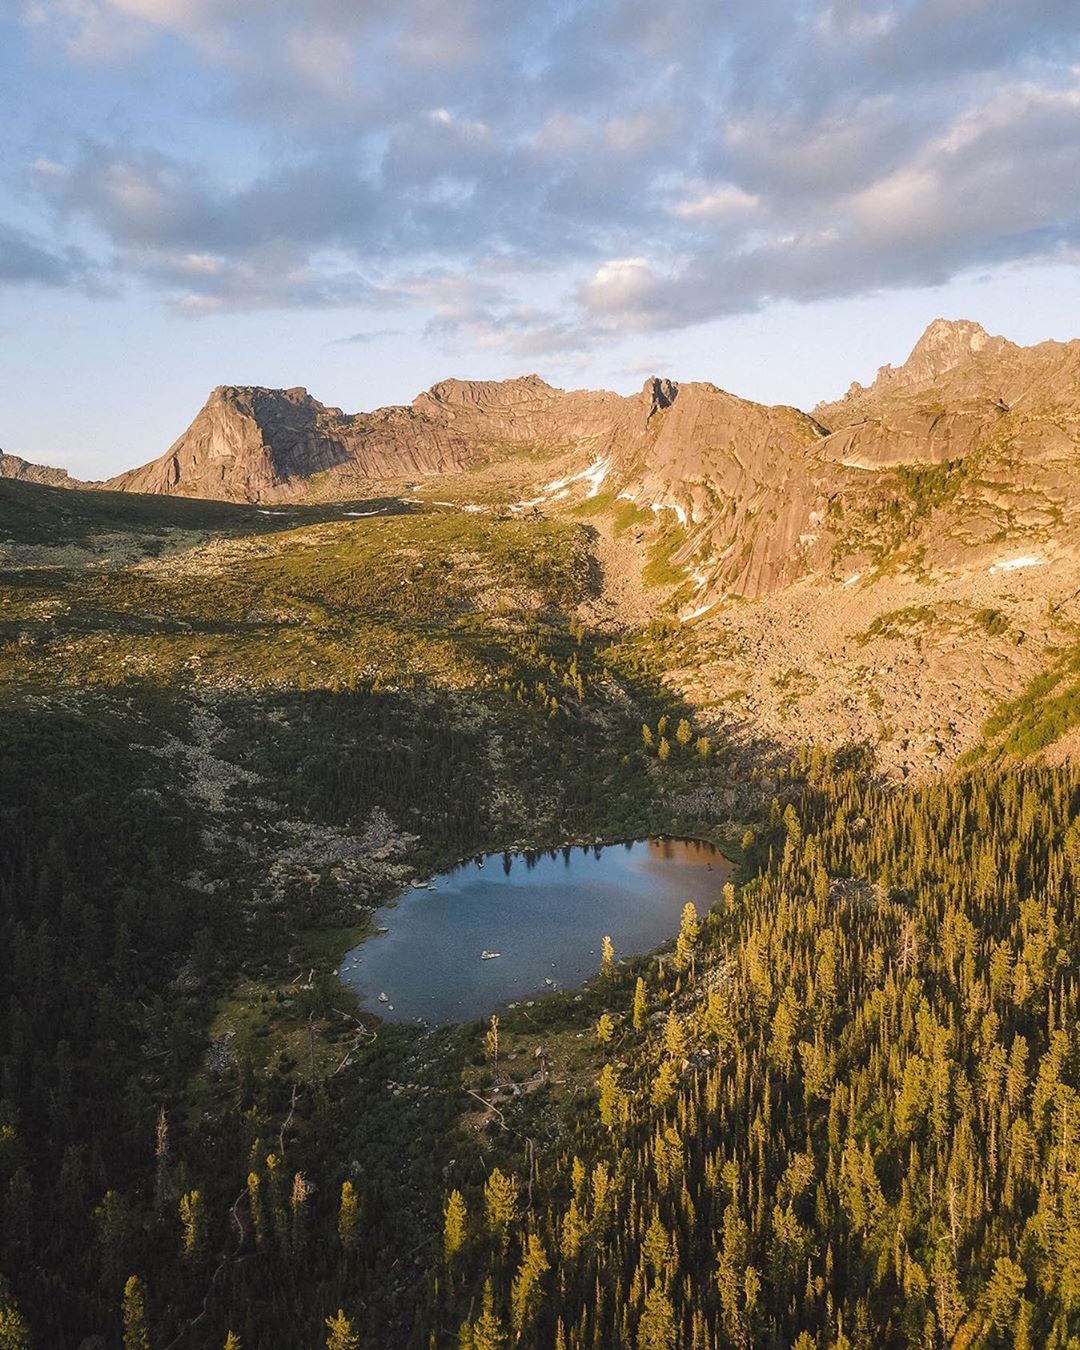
328,327,403,346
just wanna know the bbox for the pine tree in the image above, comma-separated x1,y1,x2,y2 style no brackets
674,902,699,970
600,935,615,978
596,1012,615,1044
510,1234,550,1336
483,1169,518,1245
642,1214,674,1278
560,1196,586,1262
290,1172,312,1254
443,1189,467,1261
0,1295,29,1350
985,1256,1027,1334
462,1280,506,1350
486,1015,500,1069
338,1180,360,1252
324,1309,359,1350
633,976,647,1030
637,1282,676,1349
598,1063,626,1128
650,1058,678,1109
662,1011,687,1061
121,1276,150,1350
153,1107,169,1216
246,1171,264,1248
178,1189,204,1259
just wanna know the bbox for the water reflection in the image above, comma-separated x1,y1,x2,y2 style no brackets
339,837,733,1025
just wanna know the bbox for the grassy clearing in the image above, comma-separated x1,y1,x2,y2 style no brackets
641,516,690,587
980,655,1080,757
0,511,595,690
0,476,413,547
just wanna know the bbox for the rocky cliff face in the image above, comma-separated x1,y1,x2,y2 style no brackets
107,385,477,501
0,451,82,488
805,320,1080,578
108,372,828,517
106,375,638,502
819,318,1010,417
577,379,837,599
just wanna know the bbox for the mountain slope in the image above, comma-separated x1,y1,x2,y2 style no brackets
106,384,473,500
0,449,83,488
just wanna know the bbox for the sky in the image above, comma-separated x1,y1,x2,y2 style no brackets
2,1,1080,478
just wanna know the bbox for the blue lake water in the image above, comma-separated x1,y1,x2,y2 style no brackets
339,838,733,1024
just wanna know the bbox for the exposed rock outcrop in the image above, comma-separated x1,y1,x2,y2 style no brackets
0,451,82,488
107,385,473,501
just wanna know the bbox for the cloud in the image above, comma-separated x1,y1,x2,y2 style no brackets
582,258,663,319
329,327,403,346
0,219,100,289
11,0,1080,343
671,184,760,221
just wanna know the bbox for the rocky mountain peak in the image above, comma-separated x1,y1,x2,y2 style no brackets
814,318,1013,427
642,377,678,416
412,374,561,417
901,318,998,381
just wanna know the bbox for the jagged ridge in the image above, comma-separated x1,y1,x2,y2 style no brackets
9,317,1080,602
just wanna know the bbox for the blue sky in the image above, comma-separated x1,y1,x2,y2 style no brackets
2,0,1080,477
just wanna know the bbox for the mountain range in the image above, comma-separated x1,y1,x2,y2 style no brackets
8,316,1080,779
8,318,1080,602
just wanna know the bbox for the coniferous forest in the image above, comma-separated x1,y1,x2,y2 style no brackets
1,671,1077,1345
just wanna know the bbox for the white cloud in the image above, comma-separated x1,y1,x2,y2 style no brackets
671,184,760,220
850,166,940,237
582,257,661,315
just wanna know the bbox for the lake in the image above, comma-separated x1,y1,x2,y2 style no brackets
338,837,733,1024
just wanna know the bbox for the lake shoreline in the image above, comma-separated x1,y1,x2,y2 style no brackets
339,835,735,1026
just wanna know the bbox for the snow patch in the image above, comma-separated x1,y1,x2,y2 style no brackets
343,510,384,518
582,456,610,498
679,602,716,623
987,555,1045,575
541,456,610,497
516,457,611,511
650,501,688,526
842,573,862,588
